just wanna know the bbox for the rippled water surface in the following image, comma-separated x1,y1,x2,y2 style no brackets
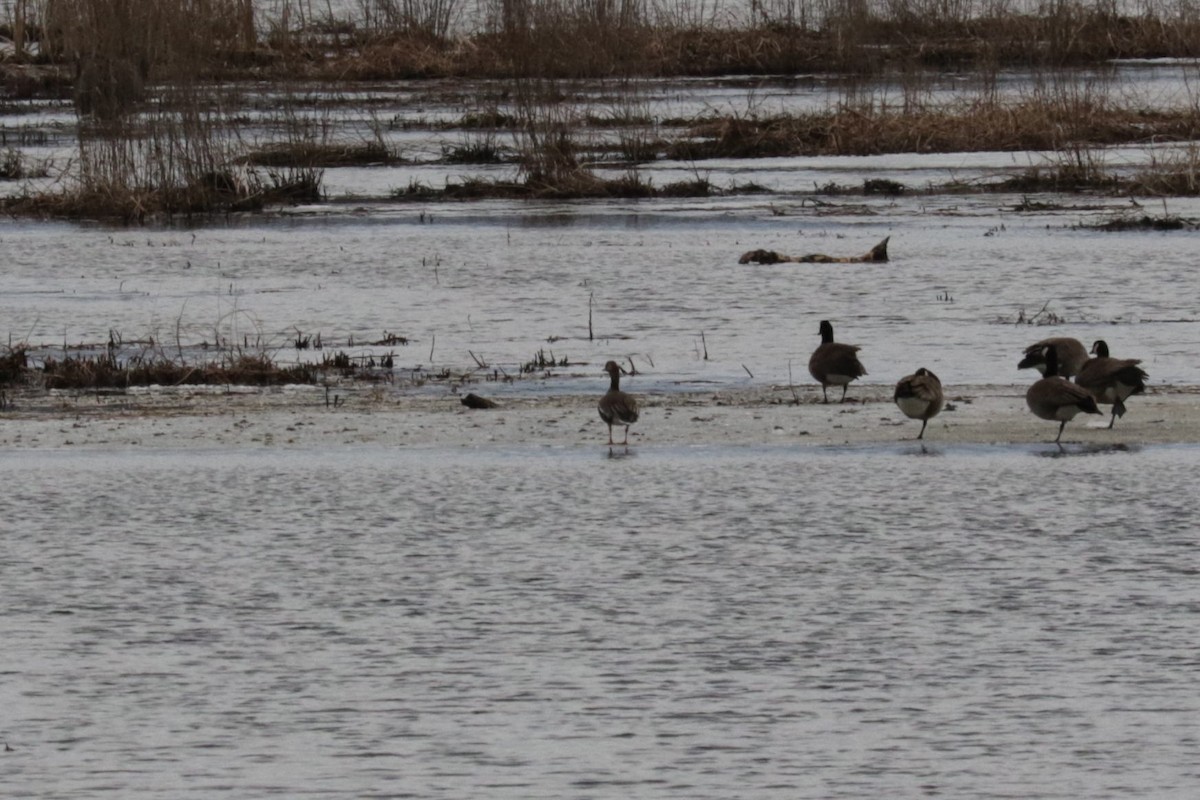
4,444,1200,798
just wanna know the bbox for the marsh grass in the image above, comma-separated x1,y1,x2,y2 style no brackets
3,0,324,220
664,93,1200,161
33,352,316,391
1126,144,1200,196
8,0,1200,221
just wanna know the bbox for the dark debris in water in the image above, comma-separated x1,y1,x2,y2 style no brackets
1083,215,1198,232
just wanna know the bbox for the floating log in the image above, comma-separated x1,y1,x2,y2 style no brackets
461,392,499,409
739,236,889,265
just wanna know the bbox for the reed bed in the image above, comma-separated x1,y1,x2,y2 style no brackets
7,0,1200,219
666,96,1200,161
8,1,1200,84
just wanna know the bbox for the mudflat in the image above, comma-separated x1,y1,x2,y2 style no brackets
3,383,1198,450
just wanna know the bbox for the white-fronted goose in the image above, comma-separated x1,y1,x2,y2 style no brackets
894,368,944,439
808,320,867,403
1074,339,1148,429
1026,344,1101,443
598,360,639,445
1018,337,1088,380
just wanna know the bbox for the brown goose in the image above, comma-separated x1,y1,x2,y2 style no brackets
1018,337,1088,380
1074,340,1148,429
894,368,944,440
809,320,867,403
1026,344,1101,443
598,360,639,445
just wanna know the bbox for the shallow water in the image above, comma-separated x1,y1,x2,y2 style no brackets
2,192,1197,393
3,443,1200,798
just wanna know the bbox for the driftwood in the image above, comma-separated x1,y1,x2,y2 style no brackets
461,392,499,409
739,236,889,265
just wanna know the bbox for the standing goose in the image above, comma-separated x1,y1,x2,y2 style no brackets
598,360,639,445
1018,337,1089,380
809,320,867,403
894,368,944,440
1025,344,1101,443
1074,340,1148,429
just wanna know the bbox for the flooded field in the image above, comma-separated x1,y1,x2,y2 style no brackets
2,188,1198,393
5,67,1200,393
4,444,1200,798
4,63,1200,798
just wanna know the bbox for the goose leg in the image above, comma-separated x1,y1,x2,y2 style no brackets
1108,411,1117,430
840,385,849,403
918,419,928,440
622,425,629,445
821,385,829,404
1055,420,1066,443
607,424,615,445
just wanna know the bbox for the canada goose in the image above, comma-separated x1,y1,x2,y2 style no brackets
1018,337,1088,380
598,360,639,445
809,320,867,403
894,368,944,439
1025,344,1101,443
1074,340,1148,429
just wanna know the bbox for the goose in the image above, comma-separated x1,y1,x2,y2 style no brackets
1074,340,1148,429
1026,344,1101,443
598,360,639,445
894,368,944,439
1018,337,1088,380
809,320,867,403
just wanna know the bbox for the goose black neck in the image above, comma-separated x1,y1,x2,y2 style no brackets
819,320,834,344
1044,344,1060,377
1093,340,1110,358
609,371,621,391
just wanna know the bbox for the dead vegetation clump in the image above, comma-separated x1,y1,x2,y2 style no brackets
394,170,726,200
1,148,25,179
521,348,569,374
36,352,319,390
2,164,323,222
247,141,397,168
0,348,28,386
1084,214,1197,232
